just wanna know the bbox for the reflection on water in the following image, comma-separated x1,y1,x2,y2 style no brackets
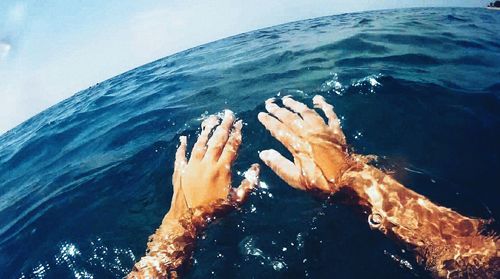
0,7,499,279
19,238,135,279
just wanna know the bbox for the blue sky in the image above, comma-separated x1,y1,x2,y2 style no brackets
0,0,487,134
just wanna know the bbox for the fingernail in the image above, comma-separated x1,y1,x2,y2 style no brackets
202,115,218,127
251,163,260,171
209,115,218,122
234,120,243,129
313,95,324,101
224,109,234,118
179,136,187,144
244,168,258,184
257,112,267,120
259,150,269,160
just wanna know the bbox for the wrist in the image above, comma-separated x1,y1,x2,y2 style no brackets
336,162,399,230
164,189,228,233
166,187,192,221
332,154,366,191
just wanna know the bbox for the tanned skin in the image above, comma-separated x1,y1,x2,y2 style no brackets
258,95,499,278
128,111,260,278
128,96,498,278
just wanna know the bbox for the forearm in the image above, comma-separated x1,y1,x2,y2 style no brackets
128,188,201,279
127,209,198,278
128,111,256,278
255,95,497,277
340,163,499,278
128,188,235,278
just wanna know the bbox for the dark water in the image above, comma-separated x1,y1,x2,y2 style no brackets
1,7,499,279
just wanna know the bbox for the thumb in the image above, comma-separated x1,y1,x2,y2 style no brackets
231,163,260,204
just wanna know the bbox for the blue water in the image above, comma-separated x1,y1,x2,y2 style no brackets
1,7,499,278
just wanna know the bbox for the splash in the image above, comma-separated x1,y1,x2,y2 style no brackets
319,72,383,96
320,72,343,95
351,74,382,94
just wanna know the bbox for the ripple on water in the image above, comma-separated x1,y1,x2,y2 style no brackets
0,7,499,279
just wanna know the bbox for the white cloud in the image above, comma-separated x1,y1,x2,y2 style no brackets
0,42,11,61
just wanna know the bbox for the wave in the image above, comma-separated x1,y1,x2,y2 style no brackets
1,7,499,278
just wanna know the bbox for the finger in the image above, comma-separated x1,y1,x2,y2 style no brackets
205,110,235,161
191,115,219,160
257,112,303,152
231,163,260,204
219,120,243,165
282,96,325,126
313,95,346,145
295,155,331,192
265,98,305,133
259,149,304,190
173,136,188,189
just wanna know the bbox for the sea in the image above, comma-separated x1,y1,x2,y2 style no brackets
0,7,499,279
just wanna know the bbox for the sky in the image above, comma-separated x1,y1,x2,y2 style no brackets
0,0,487,134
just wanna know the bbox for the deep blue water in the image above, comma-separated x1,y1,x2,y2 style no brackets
1,7,499,279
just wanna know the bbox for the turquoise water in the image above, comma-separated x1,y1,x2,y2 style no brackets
0,7,499,278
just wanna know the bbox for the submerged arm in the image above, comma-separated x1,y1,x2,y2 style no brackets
127,188,197,278
258,95,499,278
129,111,259,278
341,163,499,278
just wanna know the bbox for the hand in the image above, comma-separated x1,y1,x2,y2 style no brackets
258,95,352,194
168,110,260,220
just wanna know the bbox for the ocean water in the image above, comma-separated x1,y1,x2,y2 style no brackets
1,7,499,279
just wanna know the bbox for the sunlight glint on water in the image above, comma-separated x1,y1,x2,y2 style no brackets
0,7,498,279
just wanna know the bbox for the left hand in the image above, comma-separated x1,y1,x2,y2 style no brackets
257,95,352,194
168,110,260,220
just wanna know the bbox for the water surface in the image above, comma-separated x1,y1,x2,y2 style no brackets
0,7,499,278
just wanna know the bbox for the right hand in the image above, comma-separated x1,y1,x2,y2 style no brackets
258,95,352,194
